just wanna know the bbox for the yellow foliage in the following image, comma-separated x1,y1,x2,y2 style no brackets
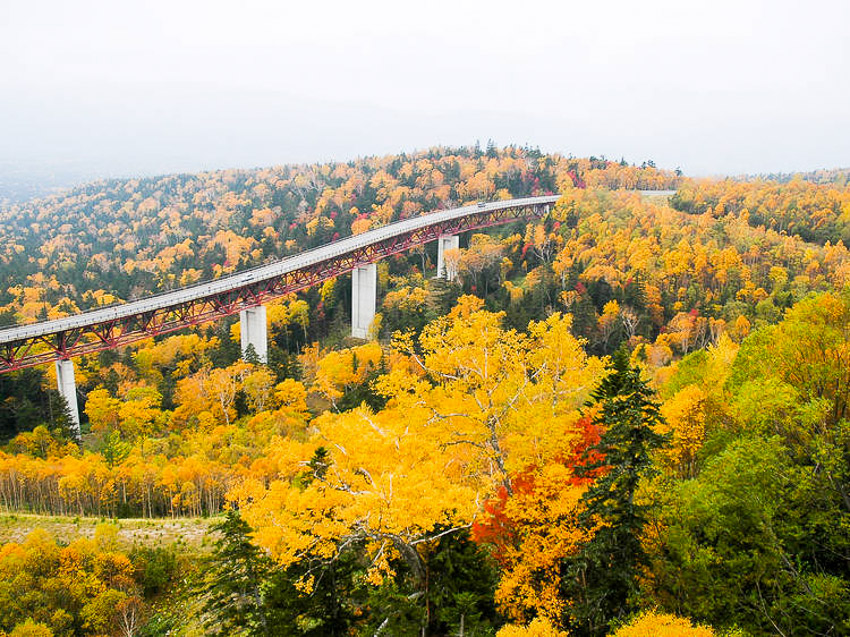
135,333,217,382
609,610,715,637
311,341,383,405
94,523,120,552
172,361,253,427
351,216,372,235
602,299,620,317
234,299,605,620
9,620,54,637
0,528,142,637
84,389,121,434
660,385,707,478
243,367,277,413
236,399,474,571
85,386,165,440
274,378,309,417
494,463,588,623
382,286,428,313
730,315,751,341
497,617,570,637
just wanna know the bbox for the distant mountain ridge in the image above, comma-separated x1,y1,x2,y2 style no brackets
736,167,850,185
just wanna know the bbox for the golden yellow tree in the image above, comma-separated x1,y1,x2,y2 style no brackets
236,296,602,609
609,611,716,637
659,385,707,479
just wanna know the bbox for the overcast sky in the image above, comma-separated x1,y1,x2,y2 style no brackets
1,0,848,182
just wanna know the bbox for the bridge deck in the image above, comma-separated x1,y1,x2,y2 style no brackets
0,195,560,370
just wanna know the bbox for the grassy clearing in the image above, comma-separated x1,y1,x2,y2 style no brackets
0,512,219,551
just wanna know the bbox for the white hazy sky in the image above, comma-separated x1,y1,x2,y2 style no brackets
1,0,848,179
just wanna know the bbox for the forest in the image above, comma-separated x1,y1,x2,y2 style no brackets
0,146,848,636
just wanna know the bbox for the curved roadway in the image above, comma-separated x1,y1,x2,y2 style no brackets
0,195,561,346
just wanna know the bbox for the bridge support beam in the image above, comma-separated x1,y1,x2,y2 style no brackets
436,234,459,280
55,359,81,438
240,306,268,364
351,263,377,339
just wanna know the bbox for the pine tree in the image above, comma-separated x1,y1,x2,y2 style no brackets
259,448,362,636
202,509,272,636
362,529,498,637
243,343,260,365
263,551,363,637
425,276,459,323
562,348,667,636
49,389,79,442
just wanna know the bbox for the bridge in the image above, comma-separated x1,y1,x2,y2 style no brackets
0,195,559,433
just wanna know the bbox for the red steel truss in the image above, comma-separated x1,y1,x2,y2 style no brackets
0,202,548,372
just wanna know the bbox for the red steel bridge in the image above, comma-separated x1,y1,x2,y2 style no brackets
0,195,559,373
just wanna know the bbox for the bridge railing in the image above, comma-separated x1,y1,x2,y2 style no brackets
0,195,560,371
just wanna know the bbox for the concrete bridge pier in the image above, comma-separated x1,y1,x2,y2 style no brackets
436,234,460,280
240,306,268,363
55,358,81,438
351,263,377,339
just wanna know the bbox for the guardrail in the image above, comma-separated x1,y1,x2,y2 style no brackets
0,195,560,371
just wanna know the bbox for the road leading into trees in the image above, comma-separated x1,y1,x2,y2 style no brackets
0,195,560,372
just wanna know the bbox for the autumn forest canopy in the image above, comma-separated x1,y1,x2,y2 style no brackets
0,145,849,636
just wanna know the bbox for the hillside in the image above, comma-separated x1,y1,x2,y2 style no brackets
0,147,677,322
0,147,849,636
1,148,848,440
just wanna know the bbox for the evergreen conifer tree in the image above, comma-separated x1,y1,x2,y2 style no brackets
202,509,272,636
243,343,261,365
562,348,667,636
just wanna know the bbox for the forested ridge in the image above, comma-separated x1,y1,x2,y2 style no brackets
0,146,676,322
0,146,848,636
